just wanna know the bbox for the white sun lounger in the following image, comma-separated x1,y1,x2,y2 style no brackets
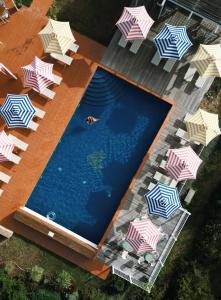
176,128,200,145
129,39,143,54
121,250,128,260
0,171,11,183
184,112,192,122
118,35,128,48
53,74,63,85
195,76,210,88
50,53,73,66
163,58,176,72
33,106,45,119
159,159,167,169
151,51,161,66
147,182,155,190
10,153,21,164
28,120,39,131
8,134,28,151
40,87,56,100
184,65,196,82
69,43,79,53
154,171,171,185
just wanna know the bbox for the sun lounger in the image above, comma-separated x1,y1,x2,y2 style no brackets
28,120,39,131
129,39,143,54
118,35,128,48
33,106,45,119
50,53,73,66
163,58,176,72
184,112,192,122
53,74,62,85
147,182,155,190
121,250,128,259
69,43,79,53
159,159,166,169
151,50,162,66
176,128,200,145
40,87,55,100
154,171,171,184
184,188,196,204
0,171,11,183
10,153,21,164
0,189,3,196
169,179,178,187
184,65,196,82
8,134,28,151
195,76,210,88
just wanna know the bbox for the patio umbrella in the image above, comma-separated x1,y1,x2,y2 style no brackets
21,57,54,93
125,219,161,254
0,94,36,128
145,183,181,219
191,44,221,77
38,19,76,55
0,131,14,162
185,109,221,146
165,146,202,181
154,23,192,60
116,6,154,40
0,63,17,79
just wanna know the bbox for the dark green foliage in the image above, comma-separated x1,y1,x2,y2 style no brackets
104,274,129,294
30,265,44,283
56,270,72,290
48,0,130,46
15,0,33,8
31,288,61,300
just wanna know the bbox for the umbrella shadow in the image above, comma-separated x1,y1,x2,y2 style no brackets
0,76,24,99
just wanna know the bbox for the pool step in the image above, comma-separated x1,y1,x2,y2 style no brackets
82,68,125,106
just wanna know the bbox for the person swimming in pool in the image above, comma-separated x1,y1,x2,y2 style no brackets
85,116,99,125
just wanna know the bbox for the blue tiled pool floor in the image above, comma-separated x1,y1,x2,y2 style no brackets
27,67,171,244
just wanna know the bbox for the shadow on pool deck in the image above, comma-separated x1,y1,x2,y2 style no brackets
0,0,110,279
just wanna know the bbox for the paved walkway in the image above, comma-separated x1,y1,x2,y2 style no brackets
0,0,110,279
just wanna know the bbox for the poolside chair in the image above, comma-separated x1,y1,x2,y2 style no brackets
121,250,128,260
69,43,79,54
151,51,161,66
195,76,209,88
33,106,45,119
0,189,3,196
28,120,39,131
163,58,176,72
50,53,73,66
0,7,9,24
8,134,28,151
40,87,55,100
175,128,200,145
0,171,11,183
184,64,196,82
129,39,143,54
159,159,166,169
118,35,128,48
53,74,63,85
147,182,155,190
10,153,21,164
153,171,171,185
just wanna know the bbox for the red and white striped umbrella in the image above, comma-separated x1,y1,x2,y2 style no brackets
0,63,17,79
165,146,202,181
116,6,154,40
21,56,54,93
0,131,14,162
125,219,161,254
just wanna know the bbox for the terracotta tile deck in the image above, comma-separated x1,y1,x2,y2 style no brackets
0,0,110,279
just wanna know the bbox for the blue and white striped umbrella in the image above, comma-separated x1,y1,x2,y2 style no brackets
144,183,181,219
154,23,192,60
0,94,36,128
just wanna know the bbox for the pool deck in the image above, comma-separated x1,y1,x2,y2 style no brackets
0,0,110,279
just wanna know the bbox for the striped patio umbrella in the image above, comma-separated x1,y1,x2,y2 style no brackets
38,19,76,55
191,44,221,77
116,6,154,40
154,23,192,60
0,63,17,79
21,57,54,93
145,183,181,219
165,146,202,181
185,109,221,146
0,94,36,128
0,131,14,162
125,219,161,254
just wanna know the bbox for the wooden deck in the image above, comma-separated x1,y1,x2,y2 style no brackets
0,0,110,279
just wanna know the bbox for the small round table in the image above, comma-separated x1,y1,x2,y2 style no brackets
122,241,133,252
144,253,155,264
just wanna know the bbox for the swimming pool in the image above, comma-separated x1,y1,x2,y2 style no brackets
26,67,172,245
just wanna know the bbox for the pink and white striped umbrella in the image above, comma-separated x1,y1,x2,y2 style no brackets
116,6,154,40
165,146,202,181
0,131,14,162
125,219,161,254
0,63,17,79
21,56,54,93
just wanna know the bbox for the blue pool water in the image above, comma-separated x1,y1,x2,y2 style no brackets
27,67,171,245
